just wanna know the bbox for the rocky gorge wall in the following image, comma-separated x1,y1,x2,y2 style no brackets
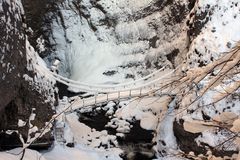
40,0,192,84
0,0,56,150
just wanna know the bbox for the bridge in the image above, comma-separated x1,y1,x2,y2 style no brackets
29,41,240,115
40,62,181,144
33,56,181,114
26,42,240,144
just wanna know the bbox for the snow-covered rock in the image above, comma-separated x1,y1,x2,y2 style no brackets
0,0,56,150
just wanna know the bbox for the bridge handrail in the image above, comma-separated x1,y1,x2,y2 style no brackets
40,63,167,89
40,65,177,93
34,54,180,93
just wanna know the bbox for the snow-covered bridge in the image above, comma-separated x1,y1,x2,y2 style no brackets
36,61,180,113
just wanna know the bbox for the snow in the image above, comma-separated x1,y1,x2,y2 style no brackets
0,148,47,160
156,98,177,156
0,145,122,160
18,119,26,127
65,113,119,149
44,145,122,160
36,36,46,53
1,0,240,159
188,0,240,67
140,114,158,130
52,96,175,159
156,157,187,160
25,39,57,104
46,0,188,85
195,129,239,151
98,0,154,16
110,97,164,131
103,101,116,116
5,130,18,135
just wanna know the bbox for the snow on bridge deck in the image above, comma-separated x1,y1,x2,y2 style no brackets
65,87,153,113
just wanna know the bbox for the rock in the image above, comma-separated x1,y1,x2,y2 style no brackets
21,0,58,57
173,119,206,155
0,0,56,150
213,112,238,126
187,1,213,41
231,119,240,132
183,119,217,133
66,143,74,148
174,119,239,157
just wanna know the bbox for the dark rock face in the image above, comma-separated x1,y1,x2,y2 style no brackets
0,0,25,110
0,132,22,150
173,120,205,155
187,2,213,42
0,0,55,150
21,0,57,57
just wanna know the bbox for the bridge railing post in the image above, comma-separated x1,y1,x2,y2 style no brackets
107,93,109,102
129,90,132,98
118,91,120,100
95,93,97,105
140,88,142,97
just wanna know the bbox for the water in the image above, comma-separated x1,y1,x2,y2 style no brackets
77,104,157,160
